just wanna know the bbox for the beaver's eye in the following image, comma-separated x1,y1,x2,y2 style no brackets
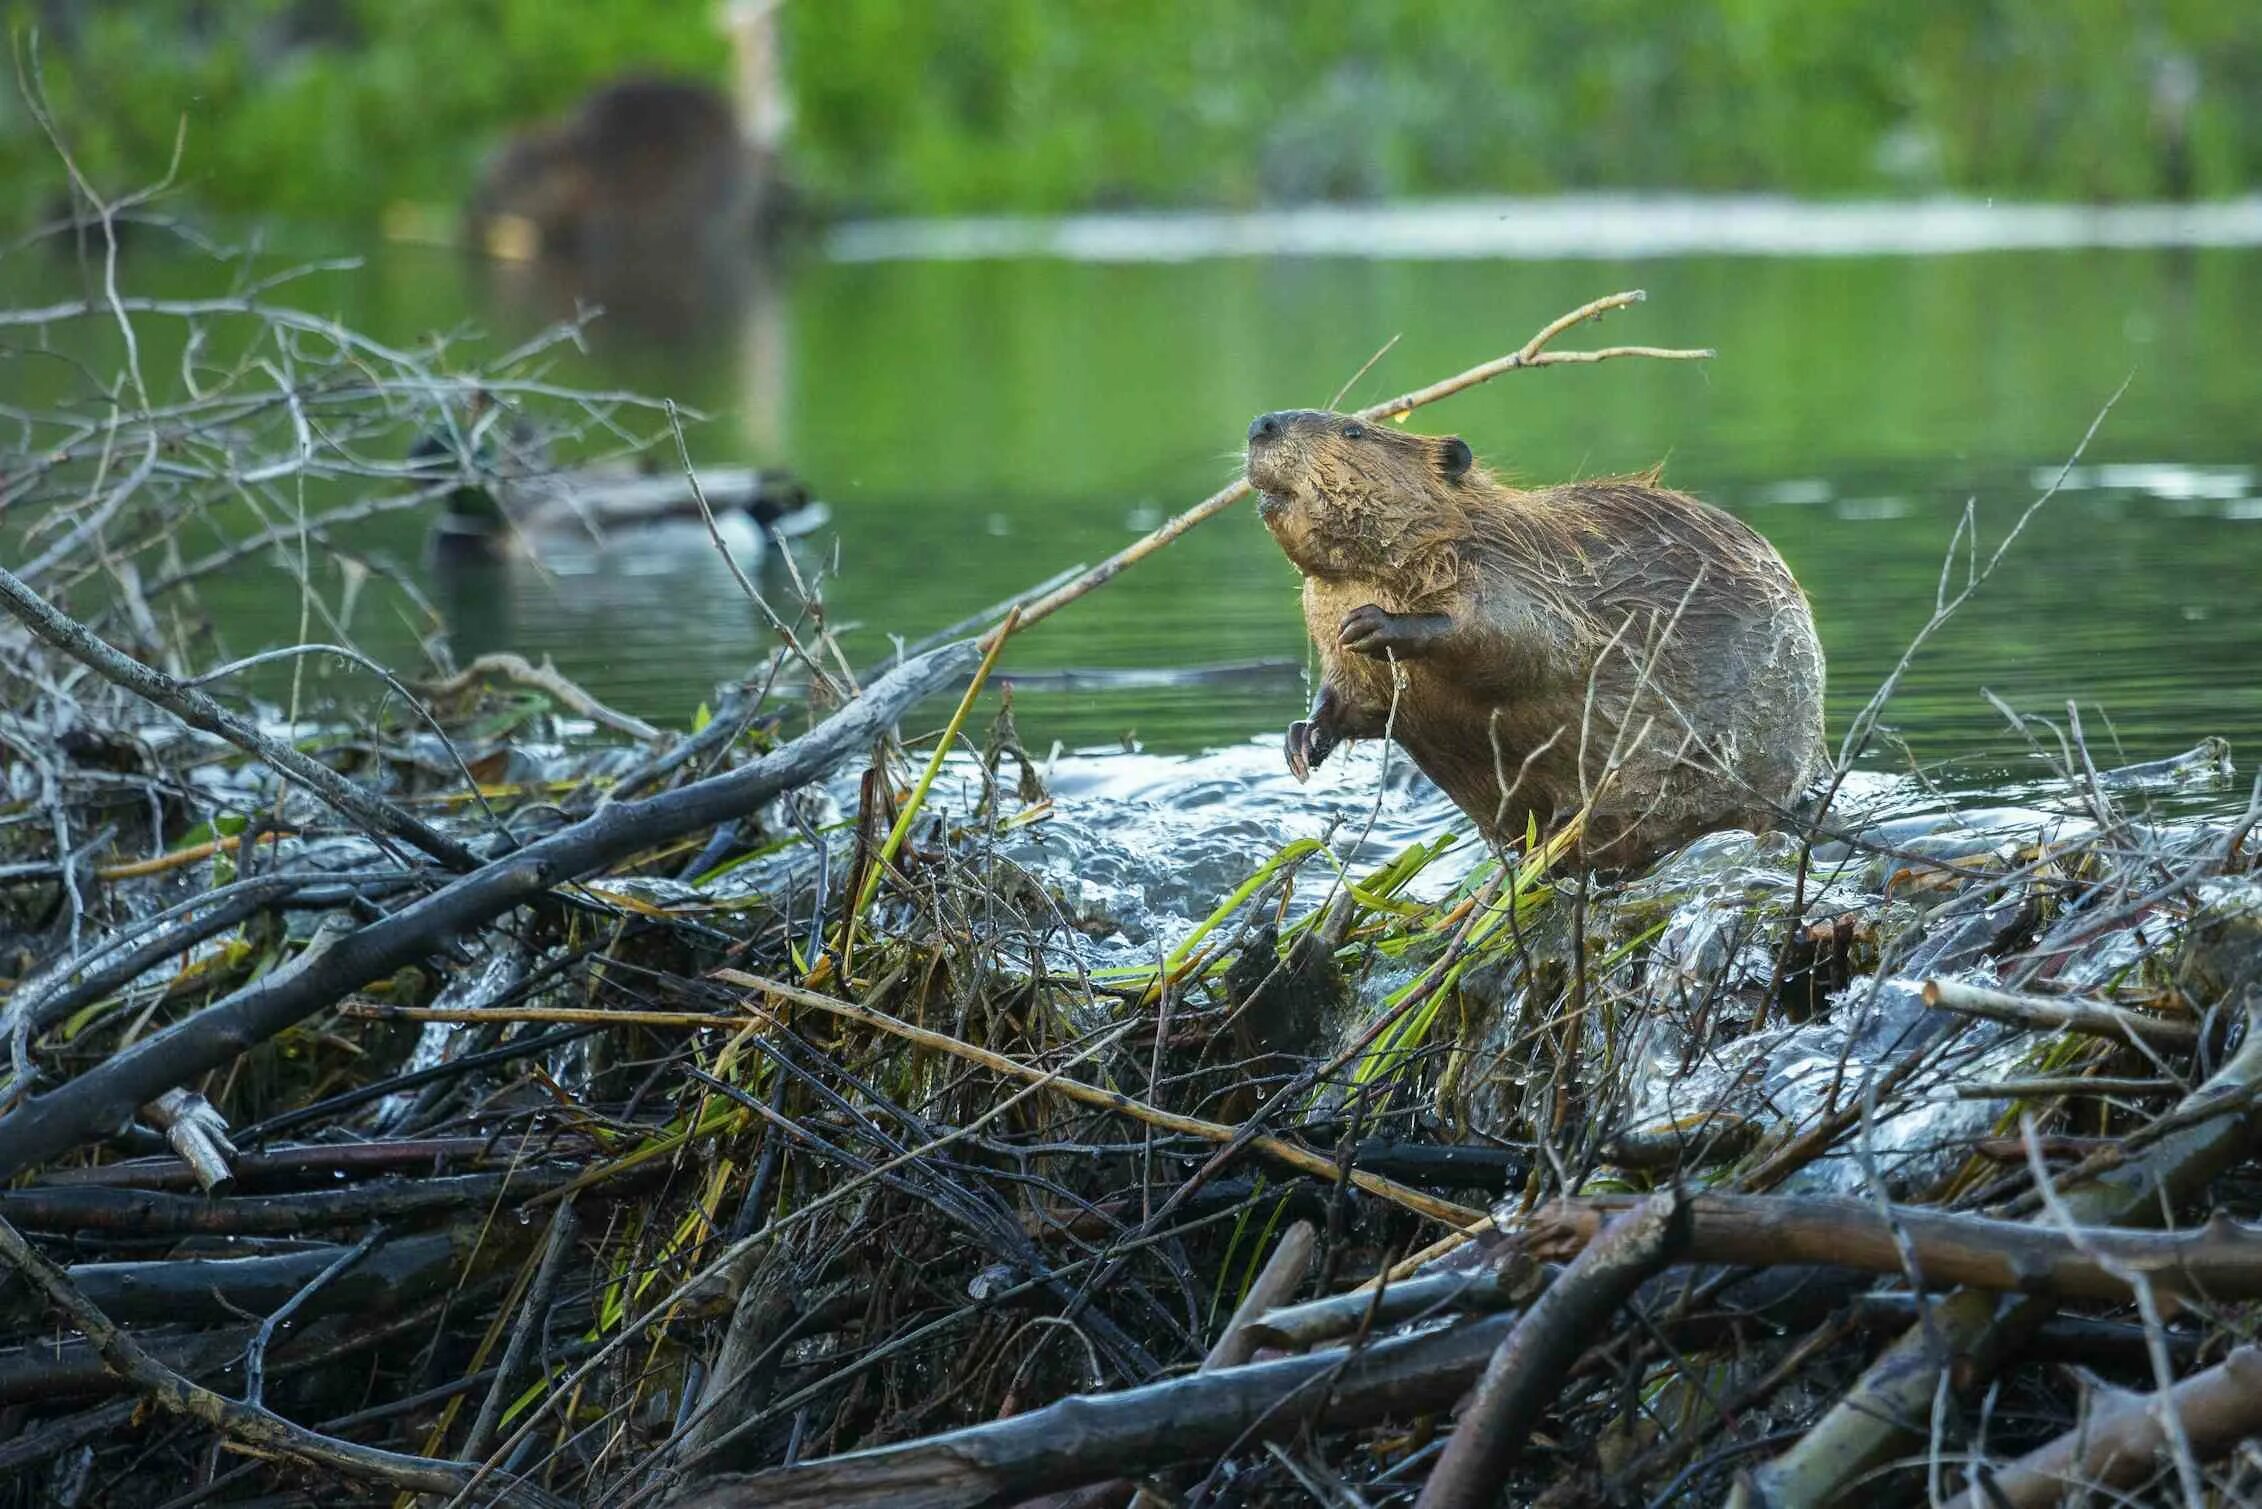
1341,422,1367,441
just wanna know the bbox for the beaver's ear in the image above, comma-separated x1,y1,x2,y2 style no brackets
1438,437,1473,480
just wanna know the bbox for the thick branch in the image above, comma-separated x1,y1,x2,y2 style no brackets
0,1213,487,1498
0,1229,471,1329
1418,1190,1688,1509
1522,1193,2262,1304
1950,1346,2262,1509
0,1167,597,1237
0,643,979,1182
1923,977,2200,1052
673,1309,1522,1509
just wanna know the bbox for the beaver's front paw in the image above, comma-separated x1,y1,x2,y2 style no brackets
1338,604,1449,659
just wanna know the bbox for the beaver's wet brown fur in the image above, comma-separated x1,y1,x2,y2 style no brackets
1246,409,1826,870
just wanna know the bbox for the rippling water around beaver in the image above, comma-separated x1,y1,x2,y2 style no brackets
662,729,2248,1197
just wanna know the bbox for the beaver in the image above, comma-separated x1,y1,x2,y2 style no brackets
1245,409,1826,870
465,79,774,265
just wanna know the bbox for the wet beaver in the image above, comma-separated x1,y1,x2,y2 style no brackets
1245,409,1826,869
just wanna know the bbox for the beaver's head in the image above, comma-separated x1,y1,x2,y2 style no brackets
1245,409,1476,579
467,129,595,259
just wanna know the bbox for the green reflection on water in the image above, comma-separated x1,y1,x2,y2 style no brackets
7,239,2260,780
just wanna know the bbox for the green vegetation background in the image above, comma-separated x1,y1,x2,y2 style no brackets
3,0,2259,227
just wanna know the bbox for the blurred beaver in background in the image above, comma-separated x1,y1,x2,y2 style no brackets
1246,409,1826,871
464,78,780,267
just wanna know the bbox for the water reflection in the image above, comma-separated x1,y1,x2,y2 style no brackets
397,239,2262,772
425,525,790,710
10,216,2259,783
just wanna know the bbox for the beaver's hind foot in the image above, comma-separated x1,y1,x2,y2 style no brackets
1285,684,1356,782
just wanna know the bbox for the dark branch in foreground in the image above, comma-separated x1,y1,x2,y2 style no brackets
0,643,978,1182
671,1309,1522,1509
1416,1189,1688,1509
0,1213,523,1501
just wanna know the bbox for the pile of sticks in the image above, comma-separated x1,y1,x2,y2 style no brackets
7,201,2262,1509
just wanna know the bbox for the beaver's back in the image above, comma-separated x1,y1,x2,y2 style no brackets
1342,477,1826,865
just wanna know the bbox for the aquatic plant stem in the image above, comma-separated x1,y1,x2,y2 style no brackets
981,291,1711,648
835,605,1020,973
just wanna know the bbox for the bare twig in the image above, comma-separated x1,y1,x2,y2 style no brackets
983,291,1709,647
422,652,664,742
0,563,480,871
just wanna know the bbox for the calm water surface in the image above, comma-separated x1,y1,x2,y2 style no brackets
11,223,2262,792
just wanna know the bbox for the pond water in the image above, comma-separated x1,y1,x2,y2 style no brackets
10,204,2262,796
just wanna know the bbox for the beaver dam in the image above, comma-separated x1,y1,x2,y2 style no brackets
3,254,2261,1509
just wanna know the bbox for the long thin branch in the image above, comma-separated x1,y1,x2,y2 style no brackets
461,1197,580,1463
981,290,1708,647
716,971,1484,1228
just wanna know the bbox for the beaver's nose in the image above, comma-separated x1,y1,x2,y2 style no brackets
1249,413,1286,444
